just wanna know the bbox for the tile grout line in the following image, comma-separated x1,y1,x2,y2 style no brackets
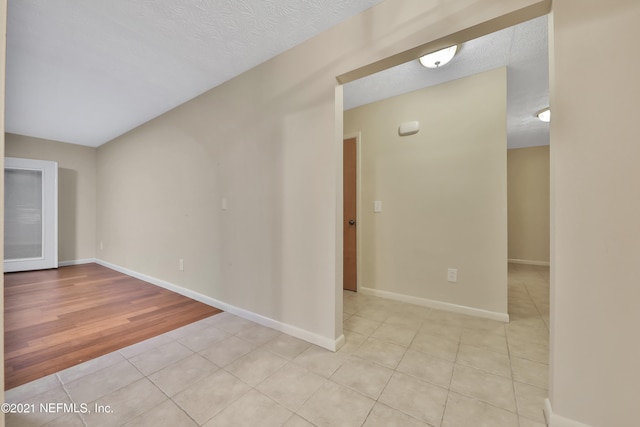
439,330,464,427
132,329,205,427
56,371,89,427
522,281,549,333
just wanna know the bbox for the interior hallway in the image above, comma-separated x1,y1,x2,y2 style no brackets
4,264,549,426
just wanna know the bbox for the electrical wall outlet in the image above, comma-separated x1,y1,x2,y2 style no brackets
447,268,458,283
179,259,184,271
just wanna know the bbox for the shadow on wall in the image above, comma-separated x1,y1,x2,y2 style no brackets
58,168,77,262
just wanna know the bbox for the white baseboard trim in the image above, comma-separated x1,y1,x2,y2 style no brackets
334,334,346,352
544,398,593,427
359,286,509,323
509,258,550,266
59,258,97,267
544,398,553,426
94,259,342,351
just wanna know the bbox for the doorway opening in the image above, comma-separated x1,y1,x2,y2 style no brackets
343,135,359,292
4,157,58,272
339,15,549,324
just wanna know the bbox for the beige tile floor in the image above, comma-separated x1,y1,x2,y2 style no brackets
5,264,549,427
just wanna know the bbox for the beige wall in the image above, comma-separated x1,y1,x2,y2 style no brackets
5,134,97,264
344,68,508,317
507,145,550,264
4,1,639,424
550,1,640,426
95,0,547,346
96,0,546,346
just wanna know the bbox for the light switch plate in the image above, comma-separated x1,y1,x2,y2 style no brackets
374,200,382,212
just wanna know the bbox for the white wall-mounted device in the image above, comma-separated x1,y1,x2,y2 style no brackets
398,121,420,136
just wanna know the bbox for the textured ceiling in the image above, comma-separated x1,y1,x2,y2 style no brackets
344,16,550,149
6,1,548,149
6,0,385,147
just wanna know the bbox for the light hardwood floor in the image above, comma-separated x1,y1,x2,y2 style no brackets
4,263,221,390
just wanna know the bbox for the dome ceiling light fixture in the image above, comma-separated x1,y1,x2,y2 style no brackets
419,45,458,68
537,107,551,122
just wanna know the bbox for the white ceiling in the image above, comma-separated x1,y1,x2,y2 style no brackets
6,0,386,147
6,1,549,149
344,15,550,149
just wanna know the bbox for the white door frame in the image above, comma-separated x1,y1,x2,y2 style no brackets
4,157,58,272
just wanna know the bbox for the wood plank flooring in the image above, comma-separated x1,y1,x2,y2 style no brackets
4,263,222,390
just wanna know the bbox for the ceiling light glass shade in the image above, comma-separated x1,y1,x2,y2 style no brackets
419,45,458,68
537,108,551,122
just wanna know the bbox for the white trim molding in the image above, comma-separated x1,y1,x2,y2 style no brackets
94,259,343,351
544,398,593,427
509,258,550,266
359,286,509,323
59,258,97,267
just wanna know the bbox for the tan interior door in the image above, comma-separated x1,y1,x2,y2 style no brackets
343,137,357,291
